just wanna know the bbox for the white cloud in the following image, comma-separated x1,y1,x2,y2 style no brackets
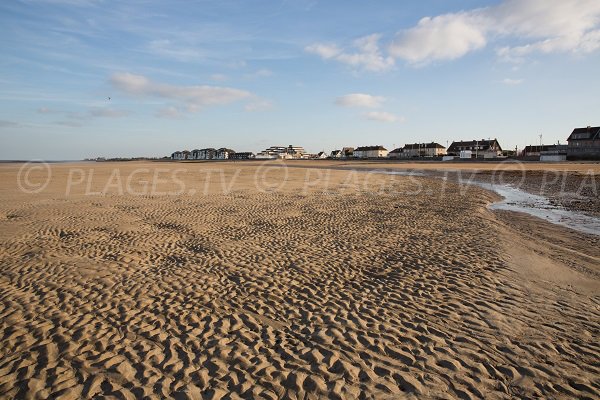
110,72,252,112
493,0,600,60
311,0,600,68
501,78,524,85
306,34,394,71
364,111,403,123
335,93,385,108
305,43,341,59
389,12,488,64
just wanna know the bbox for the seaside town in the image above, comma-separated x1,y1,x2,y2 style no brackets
170,125,600,161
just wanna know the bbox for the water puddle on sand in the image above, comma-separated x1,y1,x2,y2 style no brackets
468,181,600,236
370,169,600,236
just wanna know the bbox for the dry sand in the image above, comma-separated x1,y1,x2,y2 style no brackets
0,161,598,399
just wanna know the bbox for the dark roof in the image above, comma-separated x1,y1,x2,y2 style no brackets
403,142,445,150
567,126,600,141
523,145,557,153
355,145,387,151
447,139,502,153
217,148,236,153
389,148,404,153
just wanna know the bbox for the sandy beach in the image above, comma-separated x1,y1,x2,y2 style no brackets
0,161,598,399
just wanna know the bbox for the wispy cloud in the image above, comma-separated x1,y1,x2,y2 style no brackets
110,72,253,112
244,98,273,112
155,106,183,119
88,107,130,118
335,93,385,108
146,39,205,62
364,111,403,123
55,120,83,127
210,73,229,82
306,34,394,72
244,68,273,79
501,78,524,85
0,120,19,127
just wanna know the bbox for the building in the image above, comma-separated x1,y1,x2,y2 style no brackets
402,143,446,158
286,145,305,158
522,145,554,157
540,145,568,162
317,151,328,159
330,150,342,158
189,148,217,160
388,148,405,159
190,149,200,160
354,145,388,158
567,126,600,160
522,144,567,161
230,152,255,160
341,147,354,158
171,150,190,160
256,145,306,159
215,148,236,159
447,139,503,158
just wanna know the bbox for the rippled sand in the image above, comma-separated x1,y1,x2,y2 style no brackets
0,161,598,399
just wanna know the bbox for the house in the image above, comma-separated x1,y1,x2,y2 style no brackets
402,142,446,158
257,145,306,159
317,151,328,159
330,150,342,158
354,145,388,158
216,148,236,159
567,126,600,160
171,150,190,160
540,145,568,162
286,145,305,158
341,147,354,158
190,148,217,160
522,145,553,157
447,139,503,158
190,149,201,160
230,152,255,160
388,148,405,159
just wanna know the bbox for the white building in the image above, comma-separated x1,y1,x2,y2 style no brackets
354,145,388,158
215,148,235,159
257,145,305,159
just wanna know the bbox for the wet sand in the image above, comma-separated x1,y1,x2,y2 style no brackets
0,161,598,399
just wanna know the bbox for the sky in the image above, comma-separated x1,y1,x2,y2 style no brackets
1,0,599,160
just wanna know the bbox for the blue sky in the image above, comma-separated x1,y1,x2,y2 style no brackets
1,0,599,159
